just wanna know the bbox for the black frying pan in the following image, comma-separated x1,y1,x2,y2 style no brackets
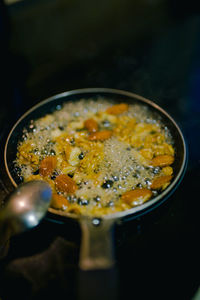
4,88,187,299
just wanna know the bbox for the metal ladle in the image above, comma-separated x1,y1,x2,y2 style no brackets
0,180,52,258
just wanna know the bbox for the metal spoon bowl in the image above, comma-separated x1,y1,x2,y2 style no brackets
0,180,52,258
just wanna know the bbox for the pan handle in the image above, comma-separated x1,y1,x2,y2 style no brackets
77,217,119,300
79,217,115,270
77,267,119,300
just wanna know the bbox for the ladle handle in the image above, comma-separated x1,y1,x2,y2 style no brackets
0,220,12,259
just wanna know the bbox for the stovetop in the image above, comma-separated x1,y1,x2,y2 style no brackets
0,6,200,300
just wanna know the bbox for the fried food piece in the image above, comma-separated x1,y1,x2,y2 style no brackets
39,156,57,177
121,189,152,206
150,155,174,167
84,118,98,133
51,193,70,209
55,174,77,194
151,175,173,189
106,103,129,115
88,130,112,141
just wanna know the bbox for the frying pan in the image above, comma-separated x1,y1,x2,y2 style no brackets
4,88,187,299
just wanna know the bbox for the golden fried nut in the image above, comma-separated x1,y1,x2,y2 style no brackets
51,193,70,209
39,156,57,177
88,130,112,141
150,155,174,167
106,103,129,115
55,174,77,194
64,144,72,160
121,189,152,206
140,148,154,160
151,175,173,189
68,147,82,166
84,118,98,133
162,166,173,176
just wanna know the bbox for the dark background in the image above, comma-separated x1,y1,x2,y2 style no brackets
0,0,200,299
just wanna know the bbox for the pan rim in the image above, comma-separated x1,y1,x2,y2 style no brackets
4,87,188,221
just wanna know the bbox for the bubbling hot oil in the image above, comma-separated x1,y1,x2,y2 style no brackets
15,98,175,216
